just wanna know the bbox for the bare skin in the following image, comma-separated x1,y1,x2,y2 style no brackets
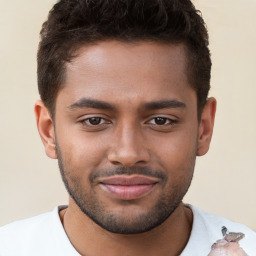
60,202,193,256
35,41,216,256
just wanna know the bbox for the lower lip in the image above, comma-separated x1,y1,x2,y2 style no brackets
100,184,156,200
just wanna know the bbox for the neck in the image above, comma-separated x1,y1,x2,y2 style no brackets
60,200,193,256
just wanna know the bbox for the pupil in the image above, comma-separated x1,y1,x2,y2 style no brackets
155,117,166,125
89,117,101,125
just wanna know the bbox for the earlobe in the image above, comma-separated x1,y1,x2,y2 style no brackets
197,97,217,156
34,100,57,159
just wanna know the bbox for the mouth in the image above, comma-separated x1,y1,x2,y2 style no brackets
99,175,159,200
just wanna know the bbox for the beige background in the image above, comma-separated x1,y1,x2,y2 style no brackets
0,0,255,230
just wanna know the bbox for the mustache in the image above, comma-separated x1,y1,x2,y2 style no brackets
89,166,167,183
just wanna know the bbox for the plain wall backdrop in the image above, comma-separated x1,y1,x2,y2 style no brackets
0,0,255,230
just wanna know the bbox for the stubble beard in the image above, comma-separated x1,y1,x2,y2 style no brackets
55,142,196,234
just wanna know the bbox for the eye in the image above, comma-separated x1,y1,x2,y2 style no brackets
153,117,168,125
148,117,175,126
86,117,104,126
146,116,178,132
79,116,111,128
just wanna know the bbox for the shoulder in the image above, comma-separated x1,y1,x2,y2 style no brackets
0,209,54,234
191,205,256,237
0,206,65,256
188,205,256,255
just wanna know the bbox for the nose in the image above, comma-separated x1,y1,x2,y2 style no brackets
107,123,150,167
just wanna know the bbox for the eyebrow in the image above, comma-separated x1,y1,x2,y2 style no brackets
143,99,186,110
68,98,116,111
67,98,186,111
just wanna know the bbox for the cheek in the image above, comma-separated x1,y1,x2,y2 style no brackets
56,129,108,173
149,132,197,186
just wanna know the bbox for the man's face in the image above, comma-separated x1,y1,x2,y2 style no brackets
53,41,200,234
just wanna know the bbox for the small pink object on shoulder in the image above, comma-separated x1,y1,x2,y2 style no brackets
208,227,248,256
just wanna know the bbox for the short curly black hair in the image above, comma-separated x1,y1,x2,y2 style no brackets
38,0,211,118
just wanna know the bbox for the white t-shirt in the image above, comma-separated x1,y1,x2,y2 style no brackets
0,205,255,256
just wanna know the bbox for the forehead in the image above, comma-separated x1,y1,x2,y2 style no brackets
67,41,188,81
57,41,195,109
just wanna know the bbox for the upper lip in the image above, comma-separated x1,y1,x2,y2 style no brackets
99,175,159,186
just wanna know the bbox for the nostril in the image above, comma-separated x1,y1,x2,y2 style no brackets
111,160,121,165
107,139,150,167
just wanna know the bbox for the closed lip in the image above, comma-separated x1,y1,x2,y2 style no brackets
98,175,160,186
98,175,159,200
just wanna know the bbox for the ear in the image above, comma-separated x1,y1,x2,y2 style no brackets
34,100,57,159
197,97,217,156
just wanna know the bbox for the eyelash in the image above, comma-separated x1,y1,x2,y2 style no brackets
147,117,177,126
79,117,110,126
79,116,178,129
